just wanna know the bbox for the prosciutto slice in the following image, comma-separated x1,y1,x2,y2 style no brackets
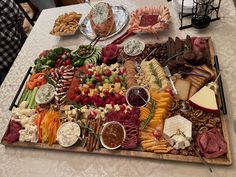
3,120,22,143
197,128,227,158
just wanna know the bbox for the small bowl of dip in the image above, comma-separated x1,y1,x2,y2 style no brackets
35,84,55,105
126,86,150,107
100,121,126,150
57,122,81,147
124,39,145,56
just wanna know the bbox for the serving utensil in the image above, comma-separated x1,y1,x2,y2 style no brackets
143,47,158,61
207,71,221,94
135,89,148,104
163,51,184,65
164,66,178,95
214,55,227,114
89,36,101,48
85,0,95,9
192,145,213,173
179,130,213,173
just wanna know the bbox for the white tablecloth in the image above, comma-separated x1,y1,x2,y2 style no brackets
0,1,236,177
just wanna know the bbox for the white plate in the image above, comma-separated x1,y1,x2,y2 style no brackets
80,6,129,41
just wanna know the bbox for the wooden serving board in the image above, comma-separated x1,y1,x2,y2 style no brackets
1,38,232,166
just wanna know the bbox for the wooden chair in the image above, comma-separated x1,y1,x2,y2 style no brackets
14,0,39,26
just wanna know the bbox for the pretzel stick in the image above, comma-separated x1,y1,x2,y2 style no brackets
89,120,96,152
96,119,102,150
86,120,92,151
93,118,101,149
81,119,87,139
92,119,98,150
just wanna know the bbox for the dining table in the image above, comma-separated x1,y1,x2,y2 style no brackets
0,0,236,177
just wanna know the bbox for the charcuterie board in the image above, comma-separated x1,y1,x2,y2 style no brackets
1,36,232,166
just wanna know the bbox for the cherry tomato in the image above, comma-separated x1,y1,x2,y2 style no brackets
74,87,81,94
62,61,67,66
153,129,162,139
164,86,173,96
119,104,126,111
65,59,71,65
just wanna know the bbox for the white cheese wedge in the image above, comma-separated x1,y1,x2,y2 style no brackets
163,115,192,149
189,86,218,113
172,134,191,149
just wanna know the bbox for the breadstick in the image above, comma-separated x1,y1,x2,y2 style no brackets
94,118,101,150
89,120,96,152
86,120,92,151
92,119,99,150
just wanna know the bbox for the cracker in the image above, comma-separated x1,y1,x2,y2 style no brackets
188,85,198,98
175,78,191,101
199,64,215,79
154,146,173,153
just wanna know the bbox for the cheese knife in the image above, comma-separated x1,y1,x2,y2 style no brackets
164,66,178,95
179,131,213,173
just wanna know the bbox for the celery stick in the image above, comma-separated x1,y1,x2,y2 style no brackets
27,90,34,108
29,87,38,109
31,89,38,109
31,99,37,109
26,90,32,105
19,89,29,104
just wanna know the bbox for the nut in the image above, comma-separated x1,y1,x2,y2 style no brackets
194,110,203,118
198,126,208,134
206,123,214,128
208,118,216,126
170,149,179,155
213,117,221,123
196,117,206,123
180,149,188,156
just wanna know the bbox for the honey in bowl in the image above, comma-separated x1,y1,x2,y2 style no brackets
101,121,125,149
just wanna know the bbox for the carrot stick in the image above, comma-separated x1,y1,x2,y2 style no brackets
30,73,43,80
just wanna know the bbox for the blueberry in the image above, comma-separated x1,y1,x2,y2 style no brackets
92,80,97,84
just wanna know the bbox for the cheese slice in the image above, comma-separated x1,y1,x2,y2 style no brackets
189,86,218,113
